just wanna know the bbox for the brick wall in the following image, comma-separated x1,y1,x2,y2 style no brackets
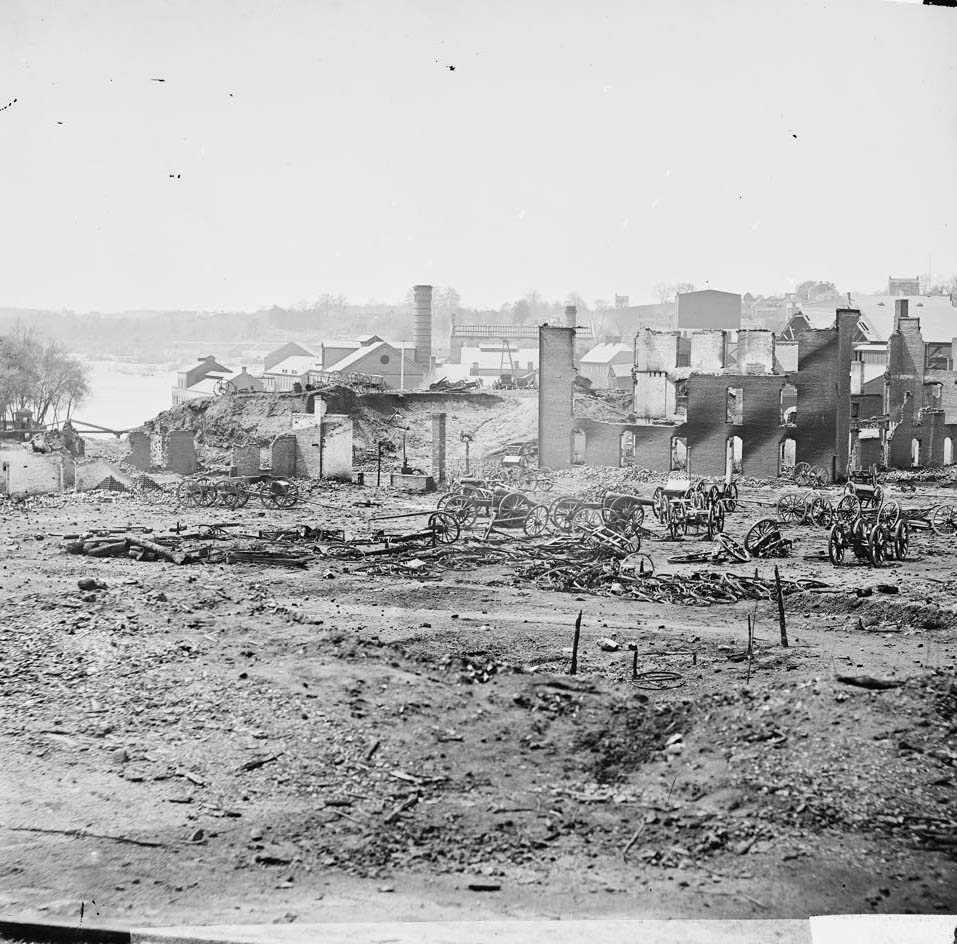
576,420,624,466
632,425,679,472
738,330,775,373
1,448,63,495
538,326,576,469
634,371,675,420
888,401,957,467
886,315,925,415
271,434,297,476
320,416,353,481
793,310,856,481
925,370,957,425
294,425,323,477
431,413,447,483
232,444,262,477
166,430,197,475
685,374,784,478
125,431,151,472
574,420,680,471
635,330,678,372
689,331,727,372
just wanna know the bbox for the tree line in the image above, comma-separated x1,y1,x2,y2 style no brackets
0,326,89,428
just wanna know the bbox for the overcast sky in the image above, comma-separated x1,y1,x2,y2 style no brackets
1,0,955,313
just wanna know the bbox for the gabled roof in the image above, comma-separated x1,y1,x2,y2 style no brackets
610,363,634,378
178,355,230,374
185,374,229,395
581,342,633,365
265,355,322,375
848,294,957,343
327,340,420,373
263,340,313,370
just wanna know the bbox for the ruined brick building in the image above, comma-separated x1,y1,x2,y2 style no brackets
538,298,957,479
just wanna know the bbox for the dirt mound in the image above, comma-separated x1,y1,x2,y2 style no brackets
790,589,955,631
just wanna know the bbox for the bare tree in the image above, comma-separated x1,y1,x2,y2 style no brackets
0,325,89,425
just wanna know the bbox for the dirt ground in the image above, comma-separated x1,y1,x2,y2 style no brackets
1,470,955,929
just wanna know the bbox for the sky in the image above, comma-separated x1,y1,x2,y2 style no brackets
1,0,955,313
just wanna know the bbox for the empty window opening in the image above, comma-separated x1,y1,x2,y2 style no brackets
925,383,943,411
911,438,921,468
572,429,586,465
945,437,954,466
671,437,688,472
674,380,688,415
779,438,796,477
620,431,635,466
727,388,744,425
727,435,743,476
780,384,797,426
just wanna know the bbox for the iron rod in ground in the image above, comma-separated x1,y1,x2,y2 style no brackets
746,615,753,685
775,564,789,647
570,610,582,676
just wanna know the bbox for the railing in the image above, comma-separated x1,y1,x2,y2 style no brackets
453,323,595,339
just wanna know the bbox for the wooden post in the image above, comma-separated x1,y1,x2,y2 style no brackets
376,442,383,487
632,648,638,680
774,565,788,648
570,610,582,676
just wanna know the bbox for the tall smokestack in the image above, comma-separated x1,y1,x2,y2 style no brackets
565,304,577,329
413,284,433,373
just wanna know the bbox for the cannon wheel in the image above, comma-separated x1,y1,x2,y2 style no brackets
828,524,847,565
606,495,643,529
893,520,909,560
745,517,779,555
930,504,957,536
716,533,750,562
811,465,830,487
706,503,725,540
665,501,687,540
276,480,300,508
868,524,886,567
428,511,460,544
193,476,218,507
536,467,555,492
549,497,581,532
214,378,237,397
572,506,603,533
777,492,805,524
724,482,739,513
260,479,296,509
793,462,812,487
652,487,665,520
878,499,900,528
220,480,250,510
444,494,478,528
836,494,861,522
524,504,550,537
807,495,834,528
176,479,200,508
496,491,531,526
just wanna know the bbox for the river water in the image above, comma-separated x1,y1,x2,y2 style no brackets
70,359,178,432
